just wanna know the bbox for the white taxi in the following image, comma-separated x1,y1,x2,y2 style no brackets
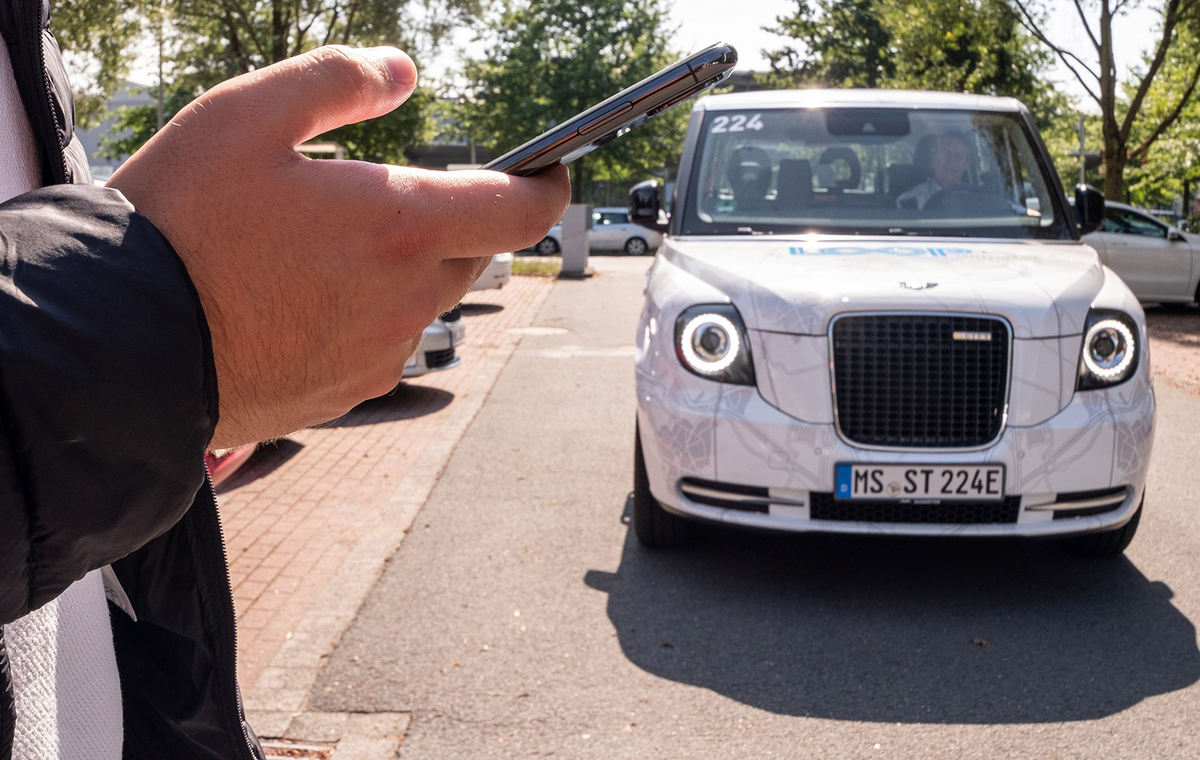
630,90,1155,556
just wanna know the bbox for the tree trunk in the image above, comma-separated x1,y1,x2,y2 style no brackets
1102,140,1126,200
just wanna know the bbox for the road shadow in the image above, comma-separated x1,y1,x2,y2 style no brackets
584,496,1200,724
461,302,505,316
216,439,304,493
318,385,455,428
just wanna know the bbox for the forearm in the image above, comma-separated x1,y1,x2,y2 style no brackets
0,184,217,623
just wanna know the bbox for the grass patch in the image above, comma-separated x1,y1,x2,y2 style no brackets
513,259,562,278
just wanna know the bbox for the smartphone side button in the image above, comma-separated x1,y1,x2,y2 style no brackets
577,102,634,135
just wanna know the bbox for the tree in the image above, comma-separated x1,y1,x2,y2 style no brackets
1116,24,1200,208
761,0,890,89
51,0,145,127
763,0,1064,128
460,0,685,201
1011,0,1200,199
97,0,476,162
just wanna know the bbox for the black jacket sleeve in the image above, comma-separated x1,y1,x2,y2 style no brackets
0,184,218,624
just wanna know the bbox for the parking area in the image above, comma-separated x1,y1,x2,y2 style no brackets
218,273,555,691
306,258,1200,759
219,258,1200,758
1147,305,1200,393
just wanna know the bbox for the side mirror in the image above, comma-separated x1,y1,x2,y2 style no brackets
629,180,669,233
1075,184,1105,235
1168,228,1184,242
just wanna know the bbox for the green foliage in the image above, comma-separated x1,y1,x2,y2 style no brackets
1119,24,1200,208
1042,111,1104,195
97,85,192,160
163,0,479,90
460,0,685,200
323,86,436,163
50,0,144,127
761,0,1063,128
79,0,477,162
761,0,890,89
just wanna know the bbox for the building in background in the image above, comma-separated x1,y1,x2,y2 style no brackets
74,82,154,183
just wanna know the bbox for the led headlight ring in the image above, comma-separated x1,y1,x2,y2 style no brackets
679,313,741,373
1083,318,1135,380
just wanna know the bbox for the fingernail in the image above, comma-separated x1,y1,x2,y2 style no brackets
361,46,417,88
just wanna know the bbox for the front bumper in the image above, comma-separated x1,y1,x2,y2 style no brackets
636,370,1155,538
403,312,465,378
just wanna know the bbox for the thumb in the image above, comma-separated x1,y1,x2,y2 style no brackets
218,45,418,149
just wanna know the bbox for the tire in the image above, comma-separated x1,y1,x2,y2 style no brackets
1061,498,1143,557
633,422,695,547
535,237,560,255
624,236,649,256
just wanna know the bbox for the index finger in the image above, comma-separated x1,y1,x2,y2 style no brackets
385,163,571,260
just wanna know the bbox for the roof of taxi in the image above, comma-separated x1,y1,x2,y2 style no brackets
693,89,1027,113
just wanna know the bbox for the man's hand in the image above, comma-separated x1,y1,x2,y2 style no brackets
109,46,570,449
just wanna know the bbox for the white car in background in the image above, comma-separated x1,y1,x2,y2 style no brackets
471,252,513,291
631,89,1155,557
403,252,507,381
403,305,464,378
533,207,663,255
1084,201,1200,304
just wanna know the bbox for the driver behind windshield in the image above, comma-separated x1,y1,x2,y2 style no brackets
896,132,971,210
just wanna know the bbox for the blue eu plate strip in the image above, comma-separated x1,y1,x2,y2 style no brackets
835,465,852,499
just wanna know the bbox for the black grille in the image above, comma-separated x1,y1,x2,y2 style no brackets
831,314,1009,448
425,347,457,368
811,492,1020,524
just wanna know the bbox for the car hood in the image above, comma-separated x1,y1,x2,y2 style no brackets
663,237,1105,338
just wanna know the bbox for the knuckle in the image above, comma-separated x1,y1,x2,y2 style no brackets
310,45,377,94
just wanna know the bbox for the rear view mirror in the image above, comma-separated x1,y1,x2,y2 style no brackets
1075,184,1105,235
629,180,669,233
1168,228,1184,242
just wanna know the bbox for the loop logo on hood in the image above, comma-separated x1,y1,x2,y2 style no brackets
789,246,976,257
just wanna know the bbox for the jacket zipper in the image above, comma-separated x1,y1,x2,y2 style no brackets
26,0,68,182
203,463,259,759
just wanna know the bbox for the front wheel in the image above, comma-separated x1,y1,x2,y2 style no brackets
1060,498,1143,557
624,236,650,256
535,237,560,255
633,422,695,547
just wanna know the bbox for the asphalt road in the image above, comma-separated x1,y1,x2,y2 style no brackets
312,257,1200,759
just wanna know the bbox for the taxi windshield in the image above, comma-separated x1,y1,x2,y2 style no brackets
682,107,1071,240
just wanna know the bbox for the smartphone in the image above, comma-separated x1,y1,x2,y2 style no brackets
483,42,738,176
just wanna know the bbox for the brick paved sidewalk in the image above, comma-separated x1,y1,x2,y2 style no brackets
214,274,554,705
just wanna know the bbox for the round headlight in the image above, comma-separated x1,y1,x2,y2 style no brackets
680,313,740,373
1083,319,1135,380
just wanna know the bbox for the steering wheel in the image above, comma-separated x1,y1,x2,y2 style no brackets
922,185,1015,215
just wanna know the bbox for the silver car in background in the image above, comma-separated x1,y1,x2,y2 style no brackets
534,207,663,255
1084,201,1200,304
403,305,464,378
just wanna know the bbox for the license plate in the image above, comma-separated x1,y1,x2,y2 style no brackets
835,464,1005,501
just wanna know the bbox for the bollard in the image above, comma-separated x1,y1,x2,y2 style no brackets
560,203,591,277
